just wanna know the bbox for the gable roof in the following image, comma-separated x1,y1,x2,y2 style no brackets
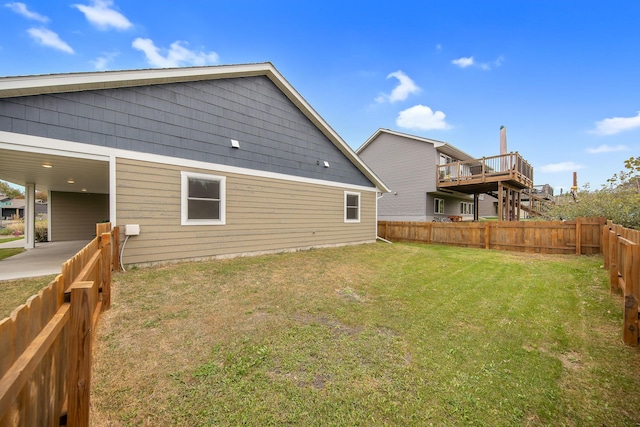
357,128,475,162
0,62,389,193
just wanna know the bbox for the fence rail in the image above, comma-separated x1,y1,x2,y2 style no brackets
0,224,119,426
603,221,640,346
378,217,605,255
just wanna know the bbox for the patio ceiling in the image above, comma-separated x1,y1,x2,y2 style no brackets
0,147,109,194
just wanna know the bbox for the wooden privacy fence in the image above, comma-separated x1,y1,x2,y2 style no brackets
378,217,606,255
0,224,120,426
603,221,640,346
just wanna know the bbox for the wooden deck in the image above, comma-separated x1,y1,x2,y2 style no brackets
436,152,533,194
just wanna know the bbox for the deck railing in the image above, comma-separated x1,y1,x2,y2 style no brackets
437,152,534,188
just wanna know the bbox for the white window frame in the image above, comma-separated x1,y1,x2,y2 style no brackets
181,171,226,226
344,191,361,223
460,202,474,215
460,202,475,215
434,198,444,214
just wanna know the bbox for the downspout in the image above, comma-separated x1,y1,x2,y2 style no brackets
375,192,392,244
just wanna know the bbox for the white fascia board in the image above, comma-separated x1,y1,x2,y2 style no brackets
0,63,273,98
0,131,111,161
1,131,379,193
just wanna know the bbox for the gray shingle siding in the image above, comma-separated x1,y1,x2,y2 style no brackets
0,76,372,187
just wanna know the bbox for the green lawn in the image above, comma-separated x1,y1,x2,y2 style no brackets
88,243,640,425
0,236,24,262
0,274,57,318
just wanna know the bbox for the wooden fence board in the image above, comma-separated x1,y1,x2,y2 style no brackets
602,221,640,346
378,217,606,255
0,223,118,425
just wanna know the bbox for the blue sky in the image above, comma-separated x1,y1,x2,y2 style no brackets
1,1,639,193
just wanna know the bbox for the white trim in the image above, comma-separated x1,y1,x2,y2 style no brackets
0,134,111,161
344,191,361,223
47,189,52,241
0,131,379,193
109,155,117,229
434,197,445,214
181,171,226,226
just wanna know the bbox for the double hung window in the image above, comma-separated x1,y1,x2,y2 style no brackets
181,171,226,225
344,191,361,223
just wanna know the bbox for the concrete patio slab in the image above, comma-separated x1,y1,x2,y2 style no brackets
0,239,90,281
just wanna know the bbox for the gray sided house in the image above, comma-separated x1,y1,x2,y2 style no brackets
0,63,388,266
357,129,479,222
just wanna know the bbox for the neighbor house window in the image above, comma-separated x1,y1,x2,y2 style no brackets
434,198,444,214
460,202,474,215
181,171,226,225
345,191,361,223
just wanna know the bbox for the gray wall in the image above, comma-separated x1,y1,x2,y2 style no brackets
0,76,372,188
359,132,436,221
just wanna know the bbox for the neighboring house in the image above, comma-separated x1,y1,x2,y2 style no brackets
1,197,25,220
357,129,536,222
0,63,388,265
357,129,477,222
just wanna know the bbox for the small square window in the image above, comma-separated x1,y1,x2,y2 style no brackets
345,191,360,223
181,171,226,225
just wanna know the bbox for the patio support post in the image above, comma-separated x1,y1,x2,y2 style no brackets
24,183,35,249
473,193,479,221
498,183,504,221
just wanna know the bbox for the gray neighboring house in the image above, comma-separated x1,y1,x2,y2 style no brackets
0,63,388,265
357,129,480,222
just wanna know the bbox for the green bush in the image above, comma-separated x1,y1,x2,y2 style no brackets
35,224,48,242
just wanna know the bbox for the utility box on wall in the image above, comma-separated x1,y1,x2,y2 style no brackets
124,224,140,236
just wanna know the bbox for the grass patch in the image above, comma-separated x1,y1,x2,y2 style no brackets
91,243,640,426
0,237,23,244
0,275,57,318
0,247,23,261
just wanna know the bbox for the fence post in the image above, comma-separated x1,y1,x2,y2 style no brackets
67,281,95,427
112,226,121,272
623,244,639,346
575,217,582,255
609,231,619,293
99,232,112,311
602,223,610,268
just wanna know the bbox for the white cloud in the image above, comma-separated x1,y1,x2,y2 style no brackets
538,161,584,173
586,144,628,154
132,38,219,68
452,55,504,70
591,111,640,135
452,56,474,68
27,27,73,53
72,0,132,30
91,51,119,70
5,2,48,21
396,105,451,131
375,71,420,104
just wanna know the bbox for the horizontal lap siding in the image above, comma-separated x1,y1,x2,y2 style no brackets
116,158,376,265
50,191,109,241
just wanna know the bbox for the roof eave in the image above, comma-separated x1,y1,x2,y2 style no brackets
0,63,390,193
